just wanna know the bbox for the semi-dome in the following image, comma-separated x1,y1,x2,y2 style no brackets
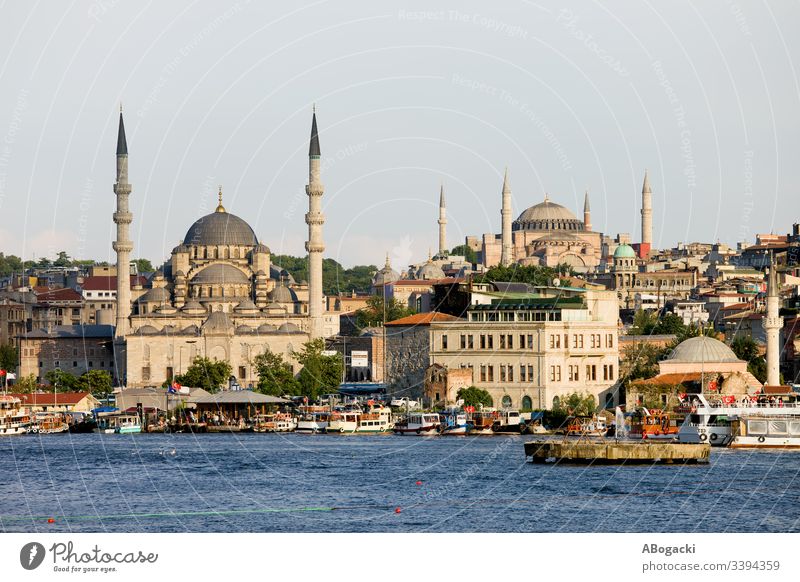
137,287,171,303
202,310,233,333
416,261,445,280
135,325,159,335
181,300,206,314
513,196,584,232
257,323,277,333
277,322,301,332
234,298,259,313
269,285,297,303
181,324,200,335
667,336,740,363
192,264,250,285
183,208,258,247
614,244,637,258
236,324,255,333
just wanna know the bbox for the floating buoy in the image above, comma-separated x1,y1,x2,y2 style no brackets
415,480,422,486
47,518,55,524
394,507,402,514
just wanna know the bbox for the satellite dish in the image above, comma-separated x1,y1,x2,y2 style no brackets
552,278,561,287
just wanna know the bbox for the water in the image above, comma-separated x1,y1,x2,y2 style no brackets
1,433,798,533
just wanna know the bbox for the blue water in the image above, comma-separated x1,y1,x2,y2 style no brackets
1,434,798,532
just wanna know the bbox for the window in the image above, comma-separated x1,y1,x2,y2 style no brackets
527,334,533,349
468,335,474,349
550,334,560,349
488,365,494,382
569,365,579,382
507,335,513,349
549,365,561,382
606,333,614,348
88,361,93,368
239,366,246,379
508,365,514,382
500,365,506,382
520,334,526,349
460,334,466,349
603,364,614,381
573,335,583,349
480,365,487,382
522,395,532,411
480,335,486,349
586,365,597,381
72,361,77,367
487,335,494,349
73,348,78,356
528,365,534,382
142,367,151,381
442,335,448,350
501,395,512,408
500,335,506,349
520,365,527,382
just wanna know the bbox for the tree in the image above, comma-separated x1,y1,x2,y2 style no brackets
174,356,232,393
731,335,767,383
53,251,72,267
271,254,378,295
293,339,343,401
133,258,154,273
620,341,668,383
355,294,415,329
456,386,493,408
628,309,657,335
0,253,23,276
253,349,300,396
44,368,79,390
476,264,571,287
0,343,18,372
77,369,113,399
13,374,38,393
552,392,598,416
449,244,478,264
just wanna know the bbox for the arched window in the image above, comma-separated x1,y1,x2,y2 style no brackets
552,396,560,409
501,395,512,408
522,395,532,411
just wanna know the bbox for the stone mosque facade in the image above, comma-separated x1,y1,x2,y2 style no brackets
466,171,603,273
111,110,338,388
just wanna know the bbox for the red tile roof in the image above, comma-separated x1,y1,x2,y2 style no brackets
19,392,94,406
82,275,147,291
35,288,82,302
385,312,462,326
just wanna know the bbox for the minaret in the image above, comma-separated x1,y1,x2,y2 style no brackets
305,107,325,340
583,190,592,231
765,253,782,386
641,169,652,247
500,168,513,266
437,184,447,256
113,107,133,338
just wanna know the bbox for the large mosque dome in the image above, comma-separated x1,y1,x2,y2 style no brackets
183,204,258,247
513,195,585,232
667,336,741,364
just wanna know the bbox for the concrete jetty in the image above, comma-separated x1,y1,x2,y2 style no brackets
524,440,710,464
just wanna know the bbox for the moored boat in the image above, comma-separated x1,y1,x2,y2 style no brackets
253,413,296,433
295,406,331,433
0,395,30,436
326,410,360,434
729,415,800,449
467,410,498,435
565,415,607,437
96,412,142,434
438,409,471,435
629,409,678,441
29,413,69,434
354,404,393,433
393,412,440,435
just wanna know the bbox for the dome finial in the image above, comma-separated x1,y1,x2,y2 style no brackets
216,185,226,213
544,192,550,202
385,252,391,268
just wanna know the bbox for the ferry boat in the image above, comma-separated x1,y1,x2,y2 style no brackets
677,393,800,446
729,415,800,448
29,413,69,434
96,412,142,434
326,410,361,433
253,413,296,433
0,395,30,436
629,409,678,441
393,412,441,435
565,415,607,437
468,410,499,435
295,406,331,433
438,410,471,435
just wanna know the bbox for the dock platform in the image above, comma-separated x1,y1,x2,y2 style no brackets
524,439,710,464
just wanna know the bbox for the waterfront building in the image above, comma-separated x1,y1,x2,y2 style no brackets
18,324,115,380
385,285,620,409
18,391,101,414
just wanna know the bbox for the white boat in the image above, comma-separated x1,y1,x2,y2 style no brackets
354,405,393,433
677,393,800,446
0,395,30,436
326,410,361,434
438,410,470,435
96,412,142,434
295,407,331,433
393,412,440,435
253,413,296,433
730,415,800,449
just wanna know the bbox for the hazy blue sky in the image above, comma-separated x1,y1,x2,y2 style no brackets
0,1,798,269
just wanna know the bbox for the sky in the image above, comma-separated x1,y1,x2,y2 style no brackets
0,0,798,270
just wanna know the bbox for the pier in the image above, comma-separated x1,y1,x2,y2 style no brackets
524,440,710,464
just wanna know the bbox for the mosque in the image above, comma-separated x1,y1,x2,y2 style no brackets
110,109,337,388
